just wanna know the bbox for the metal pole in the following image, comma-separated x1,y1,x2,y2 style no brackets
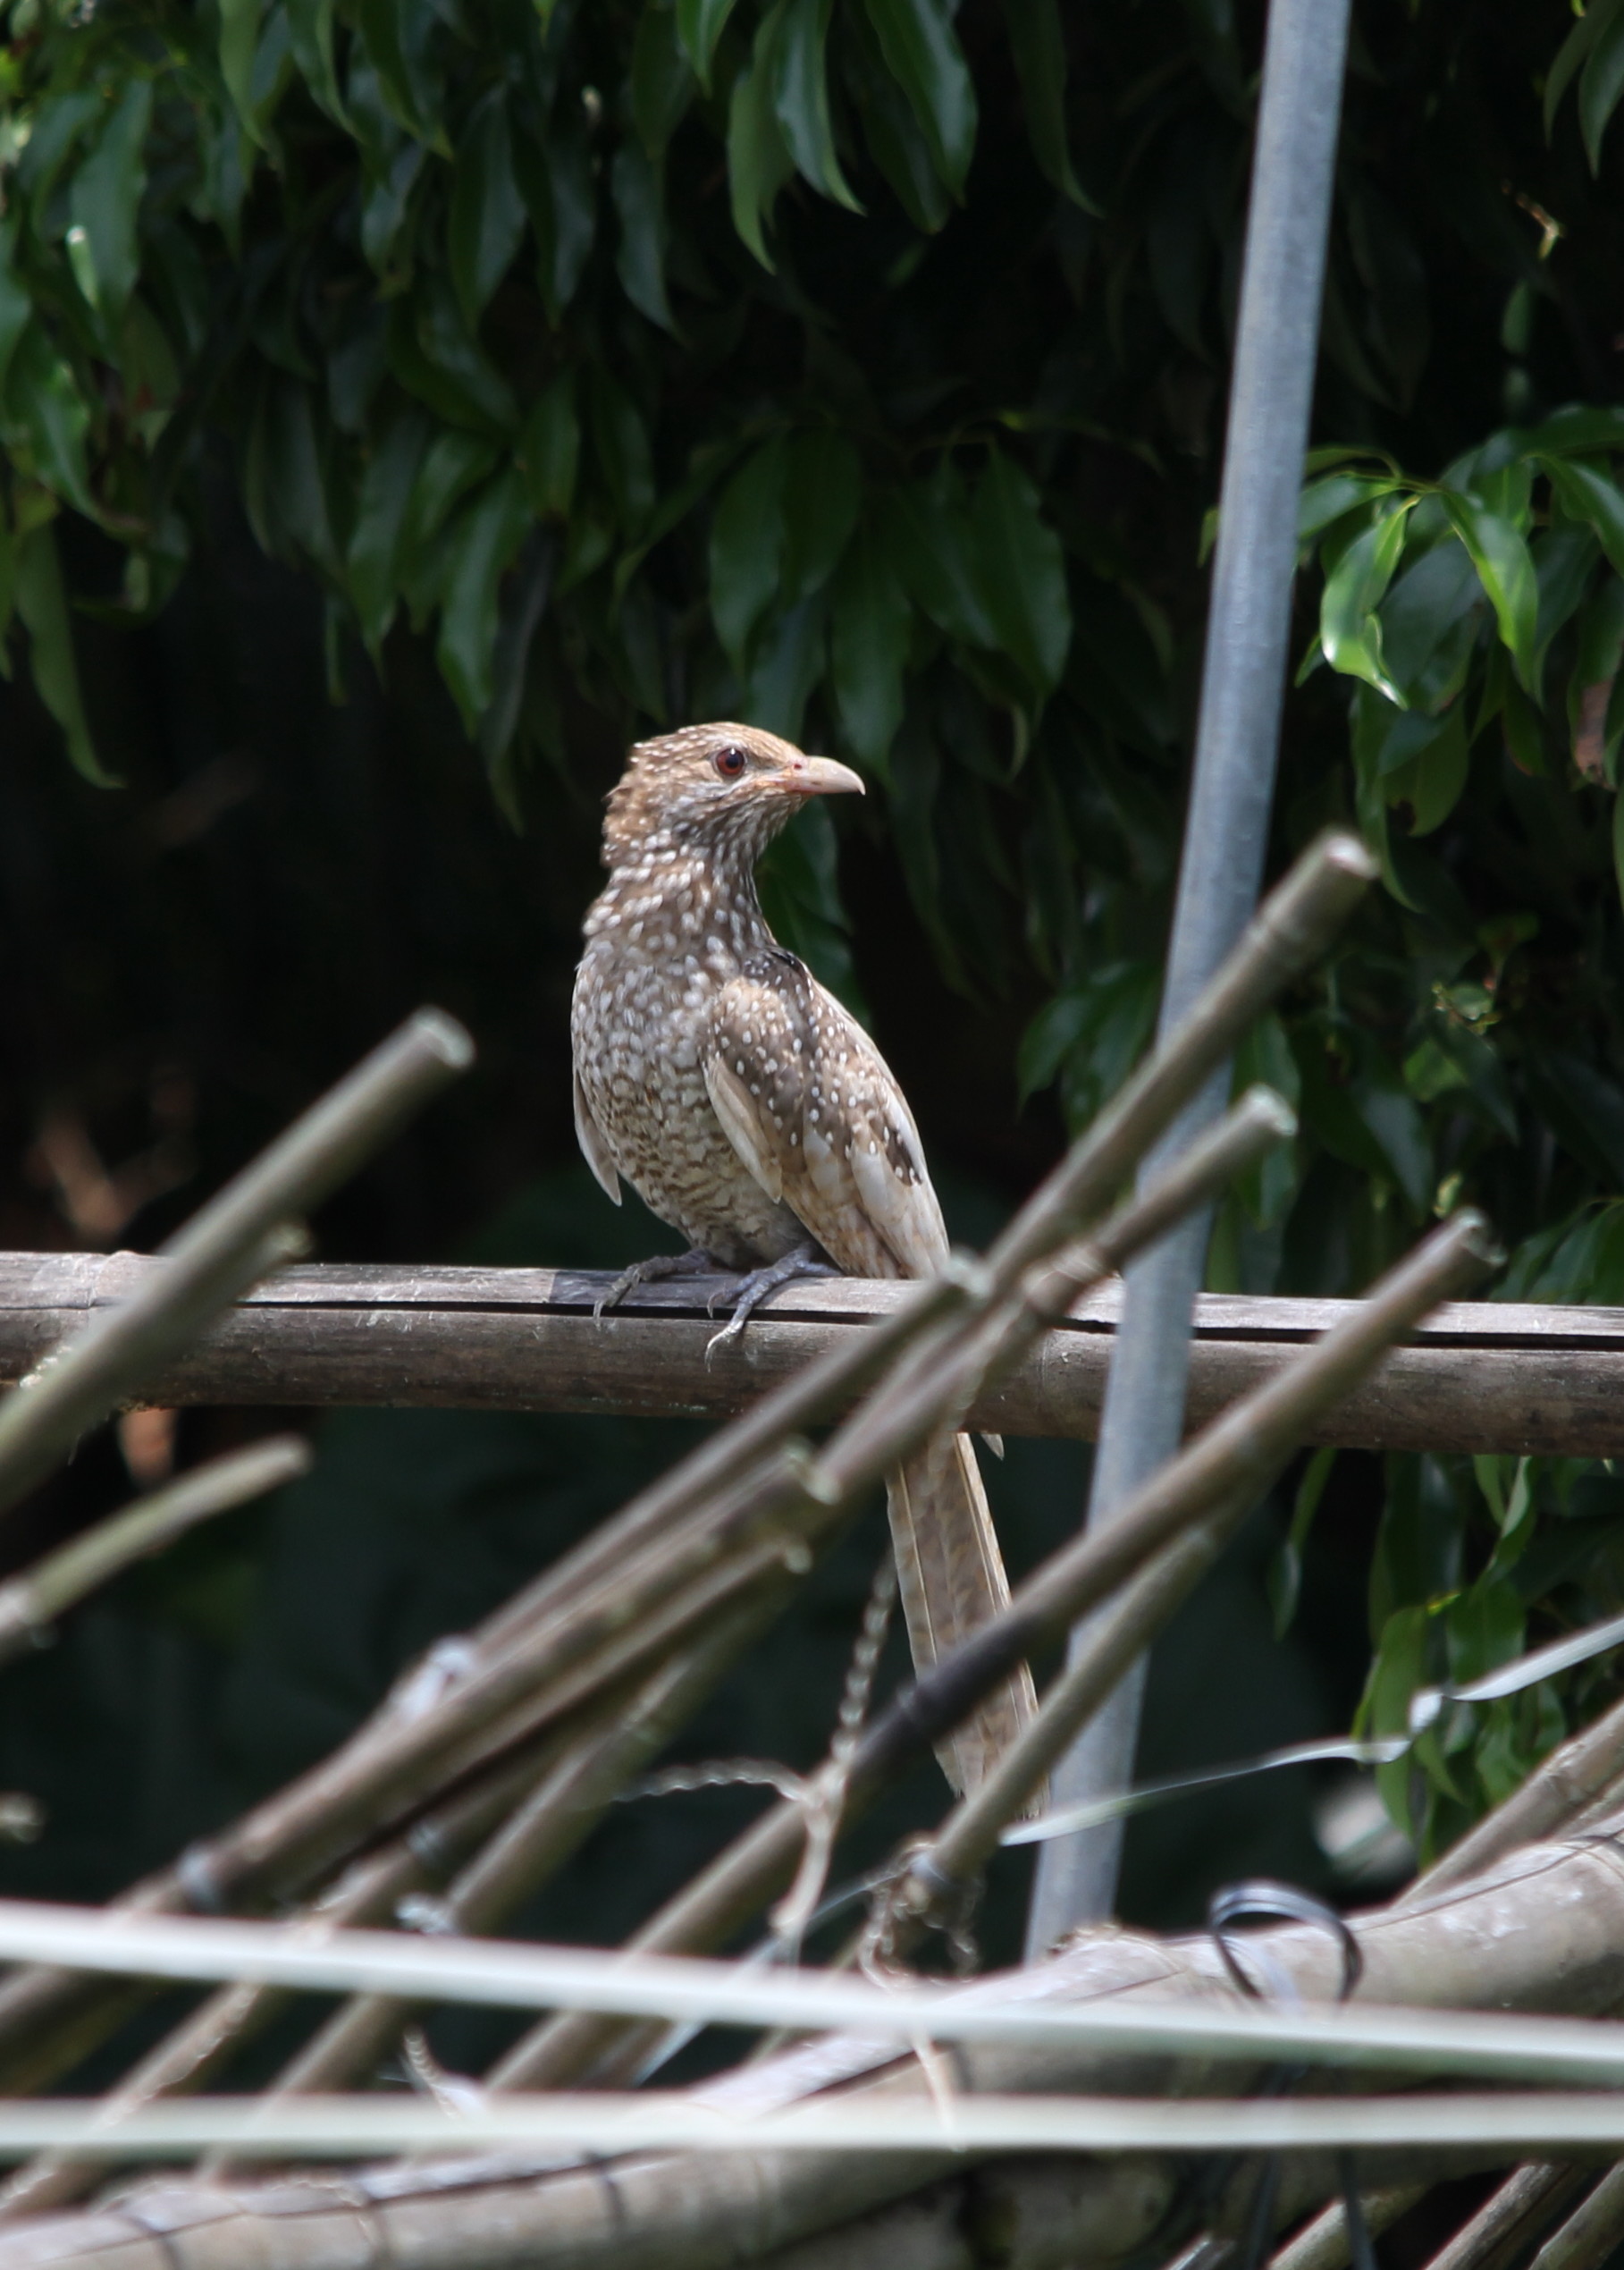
1024,0,1353,1954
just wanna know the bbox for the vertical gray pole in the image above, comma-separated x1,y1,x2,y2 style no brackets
1024,0,1354,1955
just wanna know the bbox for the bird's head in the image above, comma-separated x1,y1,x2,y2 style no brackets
603,723,864,868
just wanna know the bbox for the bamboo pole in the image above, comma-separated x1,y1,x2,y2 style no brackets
0,1010,471,1518
5,1267,1619,1457
496,1211,1490,2089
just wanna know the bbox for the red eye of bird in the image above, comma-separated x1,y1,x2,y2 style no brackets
713,744,748,781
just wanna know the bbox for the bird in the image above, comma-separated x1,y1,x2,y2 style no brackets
569,721,1038,1800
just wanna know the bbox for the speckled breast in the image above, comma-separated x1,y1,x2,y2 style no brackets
570,939,802,1266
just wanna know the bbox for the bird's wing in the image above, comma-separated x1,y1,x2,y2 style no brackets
700,954,950,1280
572,1068,623,1205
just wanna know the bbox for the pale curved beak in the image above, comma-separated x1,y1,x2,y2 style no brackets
778,754,865,797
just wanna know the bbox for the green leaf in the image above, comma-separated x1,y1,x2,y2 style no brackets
1525,403,1624,459
862,0,977,198
436,467,534,730
1545,0,1619,138
830,518,910,770
67,82,153,325
1568,577,1624,779
745,593,826,739
1383,703,1468,837
356,0,448,154
287,0,347,123
348,408,430,654
1298,471,1404,551
1296,1024,1432,1214
517,369,579,519
1444,1575,1524,1687
774,0,862,211
242,375,336,573
846,11,952,231
779,429,861,599
448,89,526,325
710,437,787,667
1581,1,1624,171
1540,454,1624,580
1231,1010,1300,1228
882,471,996,648
1269,1446,1336,1640
1318,501,1413,702
14,525,114,785
219,0,265,132
611,141,676,332
399,426,501,597
410,275,518,434
1001,0,1086,206
1017,960,1158,1120
728,3,796,269
514,110,596,321
478,530,556,818
1443,490,1537,690
972,449,1071,695
0,228,31,402
588,375,655,533
677,0,743,89
1615,787,1624,921
3,326,94,517
1533,519,1599,675
633,3,697,154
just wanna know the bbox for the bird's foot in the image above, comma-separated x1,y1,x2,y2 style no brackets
593,1247,721,1322
705,1242,840,1362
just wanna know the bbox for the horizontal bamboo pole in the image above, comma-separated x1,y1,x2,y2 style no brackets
0,2090,1614,2161
4,1253,1621,1455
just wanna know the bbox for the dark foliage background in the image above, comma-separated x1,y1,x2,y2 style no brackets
5,0,1624,2013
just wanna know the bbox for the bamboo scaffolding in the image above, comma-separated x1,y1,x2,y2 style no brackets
0,1079,1292,2092
5,1257,1620,1456
0,829,1585,2270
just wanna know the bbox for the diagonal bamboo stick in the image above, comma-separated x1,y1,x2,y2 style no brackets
495,1211,1493,2089
0,834,1361,2100
0,1438,311,1667
0,1086,1292,2088
223,1583,792,2124
0,1011,471,1519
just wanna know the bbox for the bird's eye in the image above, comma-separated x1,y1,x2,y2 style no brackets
713,745,749,781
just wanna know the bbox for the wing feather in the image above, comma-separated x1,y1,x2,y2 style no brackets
703,1056,784,1203
701,958,952,1281
573,1069,623,1205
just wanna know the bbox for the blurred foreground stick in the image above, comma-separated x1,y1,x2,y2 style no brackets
495,1207,1494,2089
0,1081,1289,2093
0,827,1373,2088
0,1010,473,1519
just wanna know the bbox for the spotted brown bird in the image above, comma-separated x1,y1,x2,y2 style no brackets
570,722,1037,1798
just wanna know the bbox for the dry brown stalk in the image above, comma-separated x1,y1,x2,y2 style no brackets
1266,2188,1427,2270
1419,2166,1587,2270
226,1586,789,2124
1525,2166,1624,2270
495,1211,1492,2089
0,1074,1291,2086
0,1713,607,2217
0,1012,471,1521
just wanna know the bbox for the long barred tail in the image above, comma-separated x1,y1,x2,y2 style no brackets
885,1431,1041,1808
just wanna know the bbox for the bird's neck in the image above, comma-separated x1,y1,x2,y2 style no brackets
588,826,775,959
